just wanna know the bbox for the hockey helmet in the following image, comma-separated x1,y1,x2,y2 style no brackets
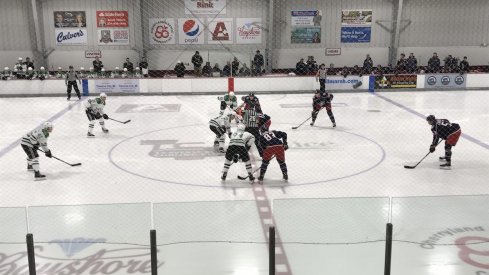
40,66,45,70
237,124,246,132
4,67,9,70
228,91,235,97
43,121,53,132
100,93,107,99
426,114,436,125
249,92,255,97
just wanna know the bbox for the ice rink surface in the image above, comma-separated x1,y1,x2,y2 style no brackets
1,90,489,275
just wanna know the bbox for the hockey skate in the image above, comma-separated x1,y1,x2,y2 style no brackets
87,132,95,137
219,147,225,153
214,140,219,147
440,161,451,170
27,164,33,171
34,171,46,181
257,174,264,184
310,120,315,126
102,128,109,133
248,173,255,182
221,172,227,181
332,122,336,128
283,173,288,181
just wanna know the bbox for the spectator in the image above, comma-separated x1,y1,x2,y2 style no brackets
327,63,336,75
37,67,49,80
351,65,362,76
396,53,407,74
253,50,264,76
306,56,318,74
55,67,64,79
87,67,96,78
14,58,25,79
231,57,240,76
26,67,36,80
202,62,212,77
122,68,129,78
222,61,231,77
111,67,121,78
339,66,349,78
295,58,307,75
239,63,251,76
100,68,107,78
174,61,186,78
406,53,418,73
79,67,86,79
134,67,142,78
212,63,222,77
123,58,134,73
459,56,469,74
428,52,441,73
139,57,149,77
363,54,373,75
1,67,11,80
374,65,384,76
93,56,103,74
191,51,203,77
24,57,34,70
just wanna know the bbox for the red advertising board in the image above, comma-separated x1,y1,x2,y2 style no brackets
96,11,128,28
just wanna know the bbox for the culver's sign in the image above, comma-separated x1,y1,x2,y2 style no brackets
56,28,87,45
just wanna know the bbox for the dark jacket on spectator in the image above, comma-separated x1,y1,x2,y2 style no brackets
306,58,318,74
202,62,212,77
222,62,231,77
174,62,186,77
363,56,373,74
212,64,222,76
296,60,307,75
340,66,349,78
231,58,240,76
253,53,264,67
406,55,418,73
396,55,407,74
123,61,134,73
351,65,362,76
191,53,203,68
428,55,441,73
93,59,103,72
459,58,469,73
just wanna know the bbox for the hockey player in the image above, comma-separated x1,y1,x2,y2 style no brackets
1,67,11,80
85,93,109,137
66,65,81,100
221,124,256,182
218,91,238,115
209,111,233,153
257,128,288,182
310,89,336,127
257,113,271,132
240,92,262,114
426,115,462,169
37,67,50,80
21,122,53,180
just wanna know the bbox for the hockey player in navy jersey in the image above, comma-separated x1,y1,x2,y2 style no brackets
427,115,462,169
311,89,335,127
257,113,271,133
240,92,262,114
257,128,288,182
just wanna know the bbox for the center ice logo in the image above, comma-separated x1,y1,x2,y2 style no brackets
183,20,200,37
141,140,220,160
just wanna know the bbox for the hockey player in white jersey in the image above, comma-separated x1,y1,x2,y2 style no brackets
209,111,234,153
85,93,109,137
21,122,53,180
221,124,256,182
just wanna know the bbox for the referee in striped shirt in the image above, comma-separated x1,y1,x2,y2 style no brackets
241,93,263,156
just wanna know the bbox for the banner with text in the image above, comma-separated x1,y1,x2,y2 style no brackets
291,10,322,44
236,18,262,44
184,0,226,15
325,76,363,90
94,79,139,93
97,11,128,28
375,75,417,89
178,18,205,44
425,74,466,88
54,11,86,28
208,18,233,44
149,18,176,45
55,28,87,45
98,29,129,45
341,10,372,43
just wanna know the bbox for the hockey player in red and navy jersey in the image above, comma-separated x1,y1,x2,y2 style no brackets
257,128,288,182
426,114,462,169
311,89,336,127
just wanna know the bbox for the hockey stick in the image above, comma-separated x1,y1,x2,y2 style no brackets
292,115,313,129
109,118,131,124
237,156,276,180
404,141,442,169
38,149,81,167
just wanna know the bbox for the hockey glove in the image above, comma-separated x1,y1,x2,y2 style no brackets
329,94,334,100
429,144,436,153
45,150,52,158
95,113,102,119
103,114,109,119
283,142,289,151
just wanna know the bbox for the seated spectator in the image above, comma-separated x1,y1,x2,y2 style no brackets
428,52,441,73
12,68,18,79
123,58,134,73
374,65,384,75
24,57,34,70
339,66,349,78
134,67,142,78
222,61,231,77
396,53,407,74
100,68,107,78
174,61,186,78
239,63,251,76
121,68,129,78
231,57,239,76
406,53,418,73
37,67,49,80
15,58,26,79
93,56,103,73
87,67,96,78
327,63,336,75
55,67,64,79
79,67,87,79
296,58,307,75
26,67,36,80
306,56,318,75
1,67,11,80
459,56,469,74
139,57,149,77
351,65,362,76
202,62,212,77
363,54,373,74
111,67,121,78
212,63,222,77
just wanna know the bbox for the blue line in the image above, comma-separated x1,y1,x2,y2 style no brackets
375,93,489,150
0,100,84,158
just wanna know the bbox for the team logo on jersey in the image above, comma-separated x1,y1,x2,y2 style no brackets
183,20,200,36
427,76,437,86
141,140,220,160
441,76,451,85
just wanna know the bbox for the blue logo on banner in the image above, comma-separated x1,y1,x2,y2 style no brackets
341,27,371,43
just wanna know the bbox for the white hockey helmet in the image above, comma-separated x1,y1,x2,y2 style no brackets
4,67,8,70
101,68,105,72
80,67,85,70
228,91,235,97
123,68,128,72
237,124,246,132
89,66,94,71
40,66,45,70
135,66,140,70
58,67,62,70
28,67,33,71
100,93,107,99
43,121,53,132
115,66,120,70
18,57,22,61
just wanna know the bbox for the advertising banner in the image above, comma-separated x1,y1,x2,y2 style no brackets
178,18,205,44
291,10,322,44
149,18,176,45
184,0,226,15
341,10,372,43
425,74,466,88
207,18,233,44
96,11,129,28
55,29,87,45
325,76,363,90
236,18,262,44
54,11,86,28
98,29,129,45
94,79,139,93
374,75,417,89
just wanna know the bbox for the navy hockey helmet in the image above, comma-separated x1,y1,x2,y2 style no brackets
426,114,436,124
